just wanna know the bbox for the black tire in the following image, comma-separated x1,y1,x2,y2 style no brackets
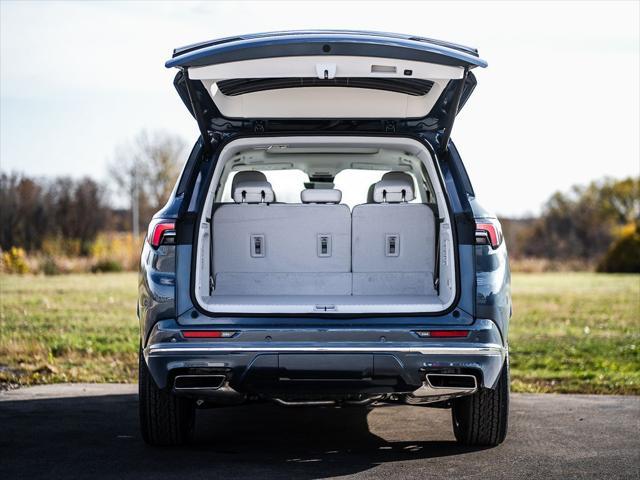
139,348,195,446
451,362,509,446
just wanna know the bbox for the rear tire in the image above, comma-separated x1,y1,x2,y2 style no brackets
139,348,195,446
451,362,509,446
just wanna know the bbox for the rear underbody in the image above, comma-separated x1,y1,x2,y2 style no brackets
144,319,506,406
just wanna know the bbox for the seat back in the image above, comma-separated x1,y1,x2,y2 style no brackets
351,173,437,295
212,184,351,295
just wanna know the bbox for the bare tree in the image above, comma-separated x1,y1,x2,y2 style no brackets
0,173,48,251
109,130,186,236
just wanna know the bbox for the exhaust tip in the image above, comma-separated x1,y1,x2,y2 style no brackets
426,373,477,390
174,374,225,391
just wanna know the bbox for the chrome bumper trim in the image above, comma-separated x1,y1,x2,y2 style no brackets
147,344,506,357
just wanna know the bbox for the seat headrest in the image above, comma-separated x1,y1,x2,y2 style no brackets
232,180,275,203
300,189,342,204
372,172,415,203
231,171,267,192
382,171,413,183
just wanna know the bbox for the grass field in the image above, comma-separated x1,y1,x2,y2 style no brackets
1,272,638,393
509,274,639,394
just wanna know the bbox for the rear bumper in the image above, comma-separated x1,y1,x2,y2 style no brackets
143,319,506,402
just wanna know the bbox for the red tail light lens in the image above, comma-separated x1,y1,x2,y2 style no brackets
148,220,176,248
415,330,469,338
182,330,236,338
475,219,503,249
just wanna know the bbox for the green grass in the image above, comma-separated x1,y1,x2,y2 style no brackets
509,273,640,394
1,272,638,393
0,273,138,386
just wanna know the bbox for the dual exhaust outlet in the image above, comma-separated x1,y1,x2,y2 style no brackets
409,373,478,402
173,374,226,391
173,372,477,394
426,373,477,390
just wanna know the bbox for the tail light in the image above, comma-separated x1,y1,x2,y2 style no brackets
147,220,176,248
415,330,469,338
182,330,237,338
475,218,503,249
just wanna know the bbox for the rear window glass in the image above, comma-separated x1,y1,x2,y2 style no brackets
333,169,423,209
220,169,309,203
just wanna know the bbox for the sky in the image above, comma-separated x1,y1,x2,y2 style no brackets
1,0,638,217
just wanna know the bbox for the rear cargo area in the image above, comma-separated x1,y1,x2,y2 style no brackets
194,136,457,314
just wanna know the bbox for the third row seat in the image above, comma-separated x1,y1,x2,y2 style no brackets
212,171,436,297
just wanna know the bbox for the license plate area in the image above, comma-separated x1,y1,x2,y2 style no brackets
278,354,373,380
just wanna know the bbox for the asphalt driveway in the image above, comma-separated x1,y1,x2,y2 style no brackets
1,384,638,479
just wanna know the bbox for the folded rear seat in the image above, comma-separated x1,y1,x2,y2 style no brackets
351,172,437,296
212,175,351,296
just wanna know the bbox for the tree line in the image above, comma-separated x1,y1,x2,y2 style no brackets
0,174,109,254
0,131,184,255
503,176,639,272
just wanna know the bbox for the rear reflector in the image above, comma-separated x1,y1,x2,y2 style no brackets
415,330,469,338
182,330,236,338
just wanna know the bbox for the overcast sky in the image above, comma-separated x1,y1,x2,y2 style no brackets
1,0,638,216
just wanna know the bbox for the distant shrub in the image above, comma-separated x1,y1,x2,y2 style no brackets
0,233,141,275
41,237,83,258
2,247,29,274
597,223,640,273
91,259,124,273
41,256,62,276
510,257,593,273
90,232,143,271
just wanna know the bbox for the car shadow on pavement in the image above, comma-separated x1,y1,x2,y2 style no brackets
1,393,488,479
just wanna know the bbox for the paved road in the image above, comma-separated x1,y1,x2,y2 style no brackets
1,384,638,479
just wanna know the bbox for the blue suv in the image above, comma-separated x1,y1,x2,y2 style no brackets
138,31,511,446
